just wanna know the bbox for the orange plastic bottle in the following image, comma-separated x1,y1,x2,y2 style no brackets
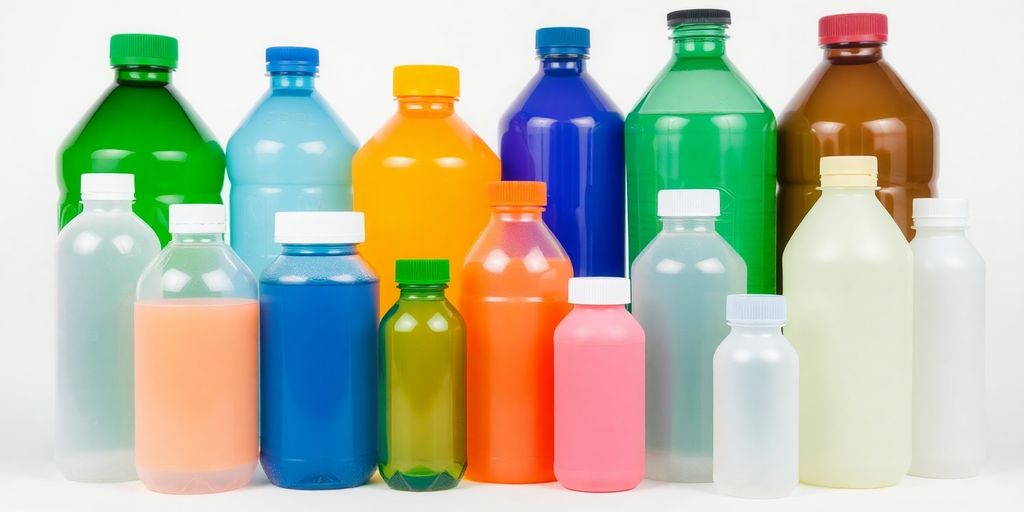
353,65,499,312
461,181,574,483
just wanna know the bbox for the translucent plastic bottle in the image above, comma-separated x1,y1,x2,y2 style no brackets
56,174,160,482
379,259,467,491
713,294,798,499
626,9,776,294
499,27,625,277
909,199,985,478
353,65,499,311
461,181,573,483
59,33,225,245
134,204,258,494
259,212,378,489
783,156,912,488
631,189,746,482
227,47,360,275
554,277,644,492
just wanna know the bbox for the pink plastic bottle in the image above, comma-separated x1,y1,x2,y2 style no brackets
554,277,645,492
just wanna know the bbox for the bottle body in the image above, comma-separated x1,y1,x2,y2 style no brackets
56,201,160,482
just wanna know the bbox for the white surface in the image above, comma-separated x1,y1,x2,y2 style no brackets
567,276,631,305
657,189,721,218
0,0,1021,509
274,211,366,244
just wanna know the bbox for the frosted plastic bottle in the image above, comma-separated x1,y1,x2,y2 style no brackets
631,189,746,482
134,204,259,494
783,156,913,488
713,294,798,498
909,199,985,478
227,46,360,275
554,277,644,492
56,174,160,482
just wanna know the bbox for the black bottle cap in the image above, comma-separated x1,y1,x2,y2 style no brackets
667,9,732,27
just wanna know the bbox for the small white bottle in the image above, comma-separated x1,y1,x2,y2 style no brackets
909,198,986,478
713,294,798,498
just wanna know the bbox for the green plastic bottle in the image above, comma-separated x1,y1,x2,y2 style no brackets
58,33,225,245
625,9,776,293
378,259,467,491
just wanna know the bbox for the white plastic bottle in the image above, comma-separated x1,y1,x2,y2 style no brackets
56,174,160,482
909,198,986,478
713,294,798,498
782,156,913,488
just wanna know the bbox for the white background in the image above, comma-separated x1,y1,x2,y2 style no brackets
1,0,1021,510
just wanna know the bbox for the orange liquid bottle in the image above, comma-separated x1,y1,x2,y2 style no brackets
461,181,574,483
353,65,499,312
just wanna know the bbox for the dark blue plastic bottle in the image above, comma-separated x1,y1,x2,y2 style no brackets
259,212,378,489
499,27,625,277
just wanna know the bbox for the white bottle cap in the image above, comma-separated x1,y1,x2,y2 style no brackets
275,211,366,244
726,294,786,326
81,173,134,201
819,156,878,187
913,198,968,228
169,204,226,234
568,277,631,305
658,189,720,217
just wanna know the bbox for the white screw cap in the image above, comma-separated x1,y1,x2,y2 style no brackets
81,173,134,201
658,189,720,217
169,204,226,234
819,156,878,187
726,294,786,326
913,198,968,228
568,277,631,305
275,211,366,244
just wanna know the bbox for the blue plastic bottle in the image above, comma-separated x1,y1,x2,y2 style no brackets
228,46,360,275
259,211,378,489
499,27,625,277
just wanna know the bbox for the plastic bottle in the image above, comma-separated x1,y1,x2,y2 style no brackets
909,199,985,478
227,47,360,275
554,277,644,492
782,156,912,488
56,174,160,482
631,189,746,482
134,204,258,494
713,294,798,499
625,9,776,294
379,259,467,491
461,181,573,483
59,33,225,245
353,65,499,311
259,212,378,489
499,27,625,277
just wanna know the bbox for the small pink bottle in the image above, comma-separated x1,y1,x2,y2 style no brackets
554,277,645,492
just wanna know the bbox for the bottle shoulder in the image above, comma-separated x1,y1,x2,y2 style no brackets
354,112,498,164
138,243,258,300
260,252,379,285
503,71,624,123
784,195,912,264
911,233,985,272
228,91,359,149
715,333,798,366
380,298,466,335
629,55,774,117
631,232,746,279
555,308,644,345
57,212,161,258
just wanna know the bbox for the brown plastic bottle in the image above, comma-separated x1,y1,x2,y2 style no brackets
777,13,936,285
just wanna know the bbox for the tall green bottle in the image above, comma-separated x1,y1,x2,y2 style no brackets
626,9,776,293
58,34,225,245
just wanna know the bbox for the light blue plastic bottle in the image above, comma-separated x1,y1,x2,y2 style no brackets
227,46,359,274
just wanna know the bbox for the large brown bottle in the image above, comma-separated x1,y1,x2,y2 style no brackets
778,13,936,284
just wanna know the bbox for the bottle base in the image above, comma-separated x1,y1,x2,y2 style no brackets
645,452,712,483
57,450,137,483
555,467,642,493
382,465,464,492
714,480,795,499
138,463,255,494
465,459,554,484
800,473,903,489
261,454,376,490
908,464,981,480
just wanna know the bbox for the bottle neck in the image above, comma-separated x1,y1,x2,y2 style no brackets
170,232,225,244
397,96,456,116
728,324,784,336
270,72,316,92
660,217,718,233
913,224,968,234
824,43,884,64
573,304,626,313
671,24,728,57
398,283,449,301
819,185,878,197
491,205,545,222
115,66,172,85
539,55,587,75
82,199,133,212
281,243,356,256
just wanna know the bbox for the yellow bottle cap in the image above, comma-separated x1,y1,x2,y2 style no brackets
393,65,460,98
819,156,878,187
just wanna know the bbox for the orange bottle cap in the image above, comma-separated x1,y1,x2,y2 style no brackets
487,180,547,207
393,65,459,98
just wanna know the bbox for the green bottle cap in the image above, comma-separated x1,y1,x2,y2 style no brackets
110,33,178,69
395,259,450,285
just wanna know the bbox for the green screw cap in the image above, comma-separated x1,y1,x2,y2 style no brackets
110,33,178,69
395,259,450,285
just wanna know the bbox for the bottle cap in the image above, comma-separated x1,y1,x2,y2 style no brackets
395,259,450,285
726,294,786,326
667,9,731,27
913,198,969,228
819,156,878,187
488,181,547,207
266,46,319,74
819,13,888,46
169,204,226,234
658,189,720,217
568,277,630,305
274,211,364,244
80,173,134,201
393,65,459,98
110,33,178,69
535,27,590,56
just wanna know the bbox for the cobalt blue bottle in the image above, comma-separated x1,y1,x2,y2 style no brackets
259,211,378,489
499,27,625,277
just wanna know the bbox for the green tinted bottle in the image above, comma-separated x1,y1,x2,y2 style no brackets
58,34,225,245
625,9,776,293
378,259,467,491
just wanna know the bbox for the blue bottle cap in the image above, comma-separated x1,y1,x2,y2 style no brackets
535,27,590,56
266,46,319,74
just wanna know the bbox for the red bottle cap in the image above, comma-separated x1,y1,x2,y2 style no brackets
818,13,888,46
